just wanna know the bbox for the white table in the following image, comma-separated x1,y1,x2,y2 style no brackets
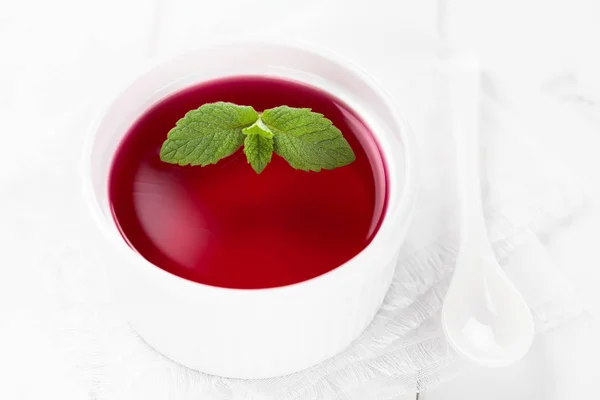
1,1,599,398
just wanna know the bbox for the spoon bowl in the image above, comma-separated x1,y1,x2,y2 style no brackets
442,249,535,366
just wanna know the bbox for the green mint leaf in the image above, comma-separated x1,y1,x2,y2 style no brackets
242,118,274,138
160,102,259,166
261,106,356,172
243,121,274,173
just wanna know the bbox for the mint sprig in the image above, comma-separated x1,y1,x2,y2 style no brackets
159,102,356,173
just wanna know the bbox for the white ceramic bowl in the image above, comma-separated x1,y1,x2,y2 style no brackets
82,39,417,379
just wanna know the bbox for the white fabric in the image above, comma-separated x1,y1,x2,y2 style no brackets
0,1,586,399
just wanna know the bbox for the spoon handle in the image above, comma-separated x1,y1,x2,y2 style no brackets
449,60,487,248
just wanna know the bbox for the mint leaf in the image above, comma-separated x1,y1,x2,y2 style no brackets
261,106,356,172
242,118,274,138
243,120,274,173
160,102,259,166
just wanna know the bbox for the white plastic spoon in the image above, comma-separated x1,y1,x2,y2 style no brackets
441,60,535,367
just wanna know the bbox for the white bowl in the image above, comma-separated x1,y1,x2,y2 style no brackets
82,39,417,379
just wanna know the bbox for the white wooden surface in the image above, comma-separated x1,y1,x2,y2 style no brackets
1,0,600,398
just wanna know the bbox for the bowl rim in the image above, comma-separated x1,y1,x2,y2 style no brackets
81,36,418,296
